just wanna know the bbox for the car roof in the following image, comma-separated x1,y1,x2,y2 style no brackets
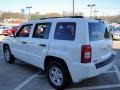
23,16,104,25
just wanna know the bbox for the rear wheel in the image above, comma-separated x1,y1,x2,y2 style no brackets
4,45,15,64
46,61,70,89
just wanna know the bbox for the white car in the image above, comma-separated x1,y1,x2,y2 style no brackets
2,16,115,89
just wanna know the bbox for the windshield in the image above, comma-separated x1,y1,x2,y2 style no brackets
89,22,108,41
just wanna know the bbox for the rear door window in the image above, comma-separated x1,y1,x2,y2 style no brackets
89,22,108,41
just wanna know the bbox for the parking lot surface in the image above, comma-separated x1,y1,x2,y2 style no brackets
0,38,120,90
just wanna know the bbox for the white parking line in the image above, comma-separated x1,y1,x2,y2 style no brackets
67,84,120,90
12,65,120,90
67,66,118,90
114,65,120,82
14,72,45,90
103,70,116,74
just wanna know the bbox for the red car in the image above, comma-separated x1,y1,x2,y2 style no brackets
2,26,18,36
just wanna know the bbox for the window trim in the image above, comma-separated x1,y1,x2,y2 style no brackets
54,22,76,41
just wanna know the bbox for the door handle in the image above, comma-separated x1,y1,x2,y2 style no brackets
22,41,27,44
39,44,46,47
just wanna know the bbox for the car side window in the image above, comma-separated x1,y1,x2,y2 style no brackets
16,24,32,37
54,22,76,41
33,23,51,39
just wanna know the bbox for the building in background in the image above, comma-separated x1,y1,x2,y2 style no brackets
4,18,25,24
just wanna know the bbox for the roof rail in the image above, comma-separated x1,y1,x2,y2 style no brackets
95,19,102,20
39,16,84,20
95,18,105,23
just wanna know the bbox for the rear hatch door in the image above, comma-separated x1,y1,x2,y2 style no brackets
89,21,113,64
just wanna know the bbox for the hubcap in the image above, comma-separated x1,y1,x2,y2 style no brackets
49,66,63,86
5,49,10,61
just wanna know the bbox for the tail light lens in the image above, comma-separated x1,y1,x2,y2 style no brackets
81,45,91,63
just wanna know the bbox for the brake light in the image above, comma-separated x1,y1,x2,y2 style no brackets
81,45,91,63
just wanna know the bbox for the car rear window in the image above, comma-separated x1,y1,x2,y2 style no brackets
89,22,108,41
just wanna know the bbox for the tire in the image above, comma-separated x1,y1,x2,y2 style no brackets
46,61,70,90
4,45,15,64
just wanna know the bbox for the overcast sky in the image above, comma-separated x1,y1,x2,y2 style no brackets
0,0,120,16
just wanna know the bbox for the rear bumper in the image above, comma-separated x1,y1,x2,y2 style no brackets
69,55,115,83
95,55,115,69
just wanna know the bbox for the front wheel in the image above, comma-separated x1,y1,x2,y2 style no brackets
4,46,15,64
47,61,70,89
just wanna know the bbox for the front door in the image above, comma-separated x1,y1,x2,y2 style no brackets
11,24,33,62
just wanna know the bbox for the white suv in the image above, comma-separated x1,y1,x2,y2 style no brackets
2,16,115,89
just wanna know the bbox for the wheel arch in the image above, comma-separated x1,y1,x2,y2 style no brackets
44,55,72,81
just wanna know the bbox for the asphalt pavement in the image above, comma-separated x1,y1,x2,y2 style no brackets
0,40,120,90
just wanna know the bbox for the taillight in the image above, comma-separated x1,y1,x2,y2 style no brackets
81,45,91,63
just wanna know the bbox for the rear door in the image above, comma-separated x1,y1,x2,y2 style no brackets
89,21,113,64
